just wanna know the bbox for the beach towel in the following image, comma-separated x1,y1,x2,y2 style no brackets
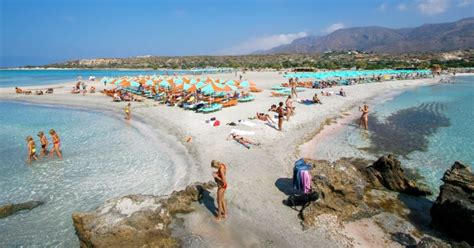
301,100,315,105
238,120,256,127
301,170,312,194
230,129,255,136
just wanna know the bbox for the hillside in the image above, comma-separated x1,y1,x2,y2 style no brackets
258,17,474,54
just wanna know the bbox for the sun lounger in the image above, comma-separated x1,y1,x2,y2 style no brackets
197,103,223,113
281,83,289,87
222,99,238,107
238,95,255,102
250,86,262,93
271,91,290,97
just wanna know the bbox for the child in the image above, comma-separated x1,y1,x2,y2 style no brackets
26,136,39,164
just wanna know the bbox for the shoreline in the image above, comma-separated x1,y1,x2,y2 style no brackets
0,72,451,247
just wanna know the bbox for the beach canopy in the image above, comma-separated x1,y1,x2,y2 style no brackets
201,82,223,95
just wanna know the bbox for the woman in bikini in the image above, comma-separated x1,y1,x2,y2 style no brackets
211,160,227,221
37,131,49,158
256,112,275,124
227,133,260,149
359,104,369,130
26,136,38,164
49,129,62,159
124,103,131,120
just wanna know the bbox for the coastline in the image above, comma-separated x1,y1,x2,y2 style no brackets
0,72,449,247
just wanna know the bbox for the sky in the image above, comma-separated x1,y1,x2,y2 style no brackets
0,0,473,67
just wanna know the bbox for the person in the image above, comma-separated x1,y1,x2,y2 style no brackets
256,112,275,124
272,102,285,131
211,160,227,220
312,93,322,104
290,79,298,98
359,104,369,130
124,103,131,120
49,129,62,159
82,83,87,95
26,136,38,164
227,133,260,149
339,88,346,97
37,131,49,157
285,95,294,120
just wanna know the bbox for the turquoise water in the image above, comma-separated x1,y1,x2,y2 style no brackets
285,69,432,79
0,101,180,246
311,76,474,192
0,68,233,88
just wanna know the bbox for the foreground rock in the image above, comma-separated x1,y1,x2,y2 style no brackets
431,161,474,245
363,154,432,196
0,200,44,219
72,182,216,248
301,159,370,225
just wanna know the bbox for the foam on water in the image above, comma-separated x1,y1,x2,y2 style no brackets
0,101,181,246
306,76,474,193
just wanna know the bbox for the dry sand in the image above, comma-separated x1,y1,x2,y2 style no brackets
0,71,444,247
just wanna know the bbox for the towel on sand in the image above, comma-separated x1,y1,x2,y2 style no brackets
230,129,255,136
238,120,256,127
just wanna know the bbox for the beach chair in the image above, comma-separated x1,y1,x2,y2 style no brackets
222,99,238,107
238,95,255,102
198,103,223,113
250,86,262,93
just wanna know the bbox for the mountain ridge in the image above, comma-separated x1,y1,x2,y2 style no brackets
256,17,474,54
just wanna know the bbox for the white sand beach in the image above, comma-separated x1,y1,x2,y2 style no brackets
0,71,444,247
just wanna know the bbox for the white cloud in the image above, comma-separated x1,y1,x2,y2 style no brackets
397,3,408,11
377,2,388,11
222,32,307,55
417,0,451,15
457,0,473,6
322,23,346,34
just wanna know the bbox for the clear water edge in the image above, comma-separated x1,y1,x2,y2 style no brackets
0,100,192,247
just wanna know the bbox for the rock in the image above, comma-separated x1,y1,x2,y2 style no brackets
72,181,216,248
391,232,417,247
364,154,432,196
0,200,44,219
416,237,451,248
301,159,370,225
431,161,474,245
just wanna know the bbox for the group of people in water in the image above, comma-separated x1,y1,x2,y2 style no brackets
26,129,62,164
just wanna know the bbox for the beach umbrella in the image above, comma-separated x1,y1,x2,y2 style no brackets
201,82,223,95
222,84,238,92
186,84,197,93
120,80,131,87
130,81,140,88
225,80,237,85
183,77,190,83
159,80,171,88
138,78,147,85
239,80,250,88
145,79,154,86
174,78,184,85
195,81,206,88
205,77,214,83
183,83,192,91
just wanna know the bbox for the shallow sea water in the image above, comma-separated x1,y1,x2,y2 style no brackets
0,101,179,246
309,76,474,192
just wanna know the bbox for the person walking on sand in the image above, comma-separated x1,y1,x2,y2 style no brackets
211,160,227,221
37,131,49,158
290,79,298,99
49,129,62,159
359,104,369,130
285,95,294,120
124,103,131,120
26,136,38,164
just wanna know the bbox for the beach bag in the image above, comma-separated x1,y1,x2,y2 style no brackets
284,191,319,211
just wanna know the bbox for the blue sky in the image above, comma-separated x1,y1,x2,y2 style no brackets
0,0,473,66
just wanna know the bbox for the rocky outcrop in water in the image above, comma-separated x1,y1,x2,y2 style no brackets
363,154,432,196
72,182,216,248
431,161,474,245
0,200,44,219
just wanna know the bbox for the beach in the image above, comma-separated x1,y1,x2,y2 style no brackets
0,71,449,247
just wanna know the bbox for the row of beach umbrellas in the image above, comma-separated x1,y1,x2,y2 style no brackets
102,76,254,95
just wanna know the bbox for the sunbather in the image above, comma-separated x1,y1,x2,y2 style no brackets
256,112,275,124
227,133,260,149
15,87,23,94
313,93,322,104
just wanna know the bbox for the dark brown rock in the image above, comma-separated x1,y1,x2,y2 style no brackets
364,154,432,196
72,181,216,248
431,161,474,245
0,201,44,219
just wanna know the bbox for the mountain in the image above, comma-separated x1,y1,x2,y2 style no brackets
257,17,474,54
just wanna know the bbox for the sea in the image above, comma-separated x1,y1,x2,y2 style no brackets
307,76,474,193
0,68,232,88
0,101,181,246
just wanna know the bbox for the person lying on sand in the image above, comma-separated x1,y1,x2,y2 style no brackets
256,112,275,124
211,160,228,221
15,87,23,94
227,133,260,149
26,136,38,164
